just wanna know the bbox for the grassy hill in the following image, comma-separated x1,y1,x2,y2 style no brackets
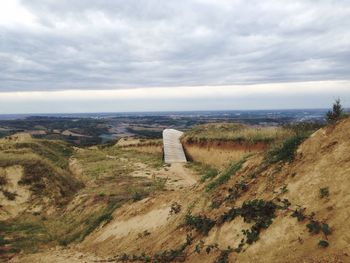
5,118,350,263
182,123,293,144
0,134,165,261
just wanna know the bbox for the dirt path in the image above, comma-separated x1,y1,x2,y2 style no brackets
10,248,101,263
131,162,197,189
168,163,197,186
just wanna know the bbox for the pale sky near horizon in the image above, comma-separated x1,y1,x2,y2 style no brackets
0,0,350,113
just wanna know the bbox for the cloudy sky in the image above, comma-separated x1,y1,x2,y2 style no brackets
0,0,350,113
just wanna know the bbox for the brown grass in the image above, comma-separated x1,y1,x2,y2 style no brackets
183,123,293,144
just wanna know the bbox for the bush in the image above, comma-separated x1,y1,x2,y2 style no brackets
200,167,218,182
184,213,215,236
206,159,246,192
266,134,308,164
2,190,17,200
0,175,7,186
326,99,347,124
169,202,181,215
319,187,329,199
318,240,329,248
214,247,233,263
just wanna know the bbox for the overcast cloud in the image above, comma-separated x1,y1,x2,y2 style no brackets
0,0,349,92
0,1,349,113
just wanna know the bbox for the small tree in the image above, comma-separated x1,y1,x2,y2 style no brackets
326,99,346,124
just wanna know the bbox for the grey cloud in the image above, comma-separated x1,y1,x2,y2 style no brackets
0,0,350,91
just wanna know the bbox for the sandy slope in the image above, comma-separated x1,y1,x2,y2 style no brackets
11,118,350,263
0,166,31,220
11,161,199,263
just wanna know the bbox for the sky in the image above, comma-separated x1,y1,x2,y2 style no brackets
0,0,350,113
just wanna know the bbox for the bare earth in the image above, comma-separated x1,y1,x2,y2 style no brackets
10,118,350,263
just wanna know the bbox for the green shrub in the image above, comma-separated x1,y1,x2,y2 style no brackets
150,177,167,192
0,175,7,186
326,99,347,124
206,158,246,192
319,187,329,199
307,220,321,234
2,190,17,200
214,247,233,263
224,181,249,202
318,240,329,248
218,199,277,249
266,134,308,164
169,202,181,215
200,167,218,182
291,208,306,222
321,223,332,236
131,191,143,202
184,213,215,236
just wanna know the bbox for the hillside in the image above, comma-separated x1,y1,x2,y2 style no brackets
6,118,350,262
0,133,82,220
0,133,175,261
181,123,295,169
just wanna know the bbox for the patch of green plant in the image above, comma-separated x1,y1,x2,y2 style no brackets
283,122,324,136
321,223,332,236
206,158,246,192
185,162,218,182
224,180,249,203
0,175,7,186
214,247,233,263
149,177,167,192
115,233,193,262
184,213,215,236
59,200,121,246
2,190,17,200
0,220,49,255
131,191,143,202
200,167,218,182
319,187,329,199
169,202,181,215
217,199,277,252
266,134,308,164
217,207,241,224
291,208,306,221
242,228,260,244
326,98,348,124
276,198,291,210
239,199,277,225
290,209,332,247
318,240,329,248
306,220,321,235
280,185,288,194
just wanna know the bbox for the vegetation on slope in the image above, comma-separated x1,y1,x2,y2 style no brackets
0,137,81,205
182,123,294,144
0,135,165,260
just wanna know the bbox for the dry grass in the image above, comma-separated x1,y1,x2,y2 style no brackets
183,123,293,144
0,136,165,258
184,146,249,169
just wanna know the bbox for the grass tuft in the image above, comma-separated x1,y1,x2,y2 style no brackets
206,158,246,192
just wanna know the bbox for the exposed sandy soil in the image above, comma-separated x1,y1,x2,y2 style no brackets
10,119,350,263
10,247,102,263
0,166,31,220
131,162,197,189
11,156,199,263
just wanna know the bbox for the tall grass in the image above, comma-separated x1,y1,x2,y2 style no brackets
183,123,293,144
185,162,218,182
206,158,246,192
